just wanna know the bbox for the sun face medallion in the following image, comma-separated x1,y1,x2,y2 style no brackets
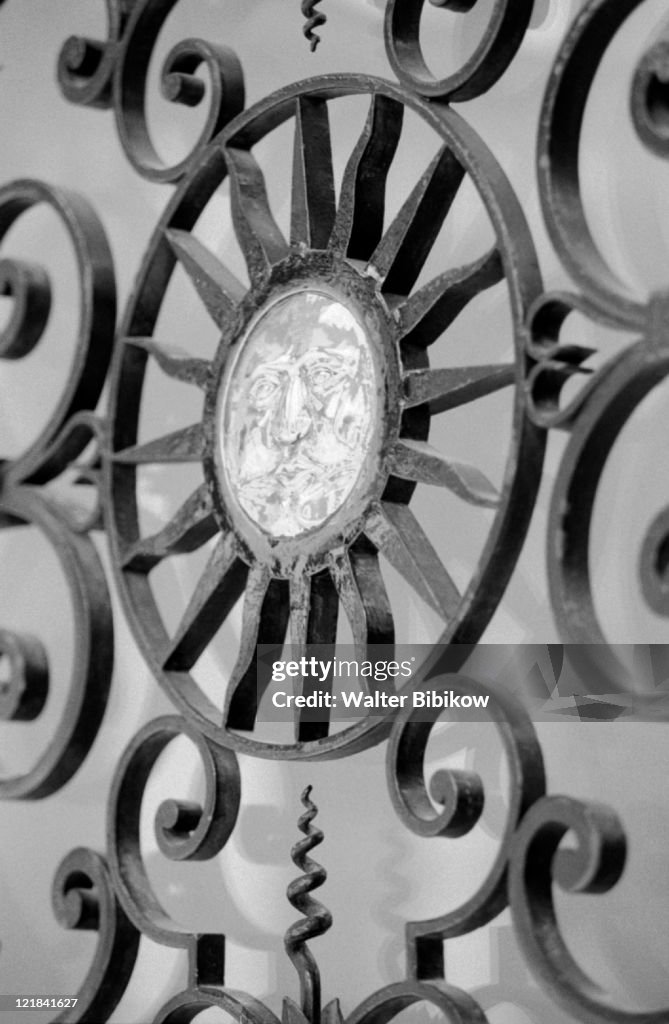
217,289,378,542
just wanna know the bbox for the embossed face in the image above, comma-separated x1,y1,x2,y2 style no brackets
219,291,377,538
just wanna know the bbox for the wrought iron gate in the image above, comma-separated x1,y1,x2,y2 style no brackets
1,1,669,1020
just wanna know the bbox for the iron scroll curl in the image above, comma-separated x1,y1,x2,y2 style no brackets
507,794,669,1023
0,178,116,798
530,0,669,687
0,179,115,486
384,0,535,102
58,0,245,184
107,715,241,985
50,847,140,1024
386,673,546,980
536,0,666,329
0,485,113,799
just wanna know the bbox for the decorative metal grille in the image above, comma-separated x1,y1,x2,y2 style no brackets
1,1,669,1021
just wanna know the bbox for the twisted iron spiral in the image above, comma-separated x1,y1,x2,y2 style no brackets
285,786,332,1024
301,0,326,51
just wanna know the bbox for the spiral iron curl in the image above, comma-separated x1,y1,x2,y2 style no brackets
301,0,326,52
285,786,332,1024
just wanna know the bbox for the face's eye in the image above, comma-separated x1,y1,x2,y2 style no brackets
309,366,335,388
248,374,281,407
306,361,347,396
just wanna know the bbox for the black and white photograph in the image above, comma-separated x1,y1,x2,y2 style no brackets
1,1,668,1021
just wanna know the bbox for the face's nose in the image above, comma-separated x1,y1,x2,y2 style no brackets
275,371,311,445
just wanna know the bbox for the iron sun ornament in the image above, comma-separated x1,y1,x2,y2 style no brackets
106,74,545,760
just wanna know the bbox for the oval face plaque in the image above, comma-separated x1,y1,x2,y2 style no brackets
219,289,378,539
